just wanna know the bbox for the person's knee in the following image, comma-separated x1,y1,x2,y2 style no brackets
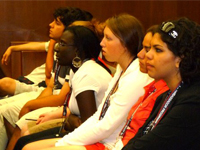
21,125,30,136
0,77,15,89
0,77,16,96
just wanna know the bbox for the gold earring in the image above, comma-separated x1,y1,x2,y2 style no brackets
72,55,82,68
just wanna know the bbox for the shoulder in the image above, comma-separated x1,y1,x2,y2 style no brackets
79,60,112,78
176,81,200,103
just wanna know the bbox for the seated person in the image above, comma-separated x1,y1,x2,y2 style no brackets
123,17,200,150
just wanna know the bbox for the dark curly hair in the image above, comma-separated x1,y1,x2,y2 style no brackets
53,7,93,28
157,17,200,84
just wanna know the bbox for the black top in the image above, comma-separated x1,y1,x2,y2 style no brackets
123,80,200,150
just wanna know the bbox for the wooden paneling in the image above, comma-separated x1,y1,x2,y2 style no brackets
10,50,46,79
0,0,199,78
8,41,47,79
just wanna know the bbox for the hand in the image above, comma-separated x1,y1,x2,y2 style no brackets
36,113,53,124
64,114,82,132
1,47,12,65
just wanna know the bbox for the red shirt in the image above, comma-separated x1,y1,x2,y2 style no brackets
122,80,169,146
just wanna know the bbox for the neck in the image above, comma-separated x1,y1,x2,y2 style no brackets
119,56,135,73
165,75,182,91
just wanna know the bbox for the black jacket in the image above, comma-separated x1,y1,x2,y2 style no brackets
123,81,200,150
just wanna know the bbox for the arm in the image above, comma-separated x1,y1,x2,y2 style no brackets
19,81,70,119
56,68,151,145
37,76,55,99
76,90,97,122
37,90,96,131
36,106,70,124
1,42,46,65
45,39,56,86
63,90,96,131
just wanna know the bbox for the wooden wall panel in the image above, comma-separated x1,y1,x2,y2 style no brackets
10,42,47,79
0,0,199,78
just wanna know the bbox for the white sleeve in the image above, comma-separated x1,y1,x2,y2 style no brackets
72,74,100,97
45,41,50,52
56,67,152,146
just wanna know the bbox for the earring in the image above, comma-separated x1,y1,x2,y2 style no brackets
72,55,82,68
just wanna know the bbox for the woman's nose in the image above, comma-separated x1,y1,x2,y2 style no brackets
100,37,105,47
146,49,153,60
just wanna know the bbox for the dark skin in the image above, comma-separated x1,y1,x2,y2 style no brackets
56,31,97,130
76,90,96,122
64,90,96,132
5,30,97,150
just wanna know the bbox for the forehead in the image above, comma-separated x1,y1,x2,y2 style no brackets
61,30,74,42
143,32,153,46
104,26,114,36
151,33,165,45
104,26,122,43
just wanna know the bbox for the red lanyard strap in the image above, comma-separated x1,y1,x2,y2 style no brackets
150,81,183,131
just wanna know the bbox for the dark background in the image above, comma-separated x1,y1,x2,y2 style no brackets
0,0,199,77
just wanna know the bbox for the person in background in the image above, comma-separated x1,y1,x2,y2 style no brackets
22,13,153,150
0,7,93,97
0,7,93,150
123,17,200,150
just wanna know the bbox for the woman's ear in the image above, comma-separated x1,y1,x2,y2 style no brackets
175,56,181,68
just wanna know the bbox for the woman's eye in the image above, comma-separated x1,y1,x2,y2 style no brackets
105,35,111,40
155,48,162,53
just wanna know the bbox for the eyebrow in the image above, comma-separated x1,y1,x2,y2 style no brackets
153,44,163,48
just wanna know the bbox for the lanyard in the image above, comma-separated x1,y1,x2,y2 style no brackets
56,88,72,136
119,87,156,137
54,60,61,89
152,82,182,129
99,58,135,120
143,81,183,135
99,71,122,120
63,88,72,116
